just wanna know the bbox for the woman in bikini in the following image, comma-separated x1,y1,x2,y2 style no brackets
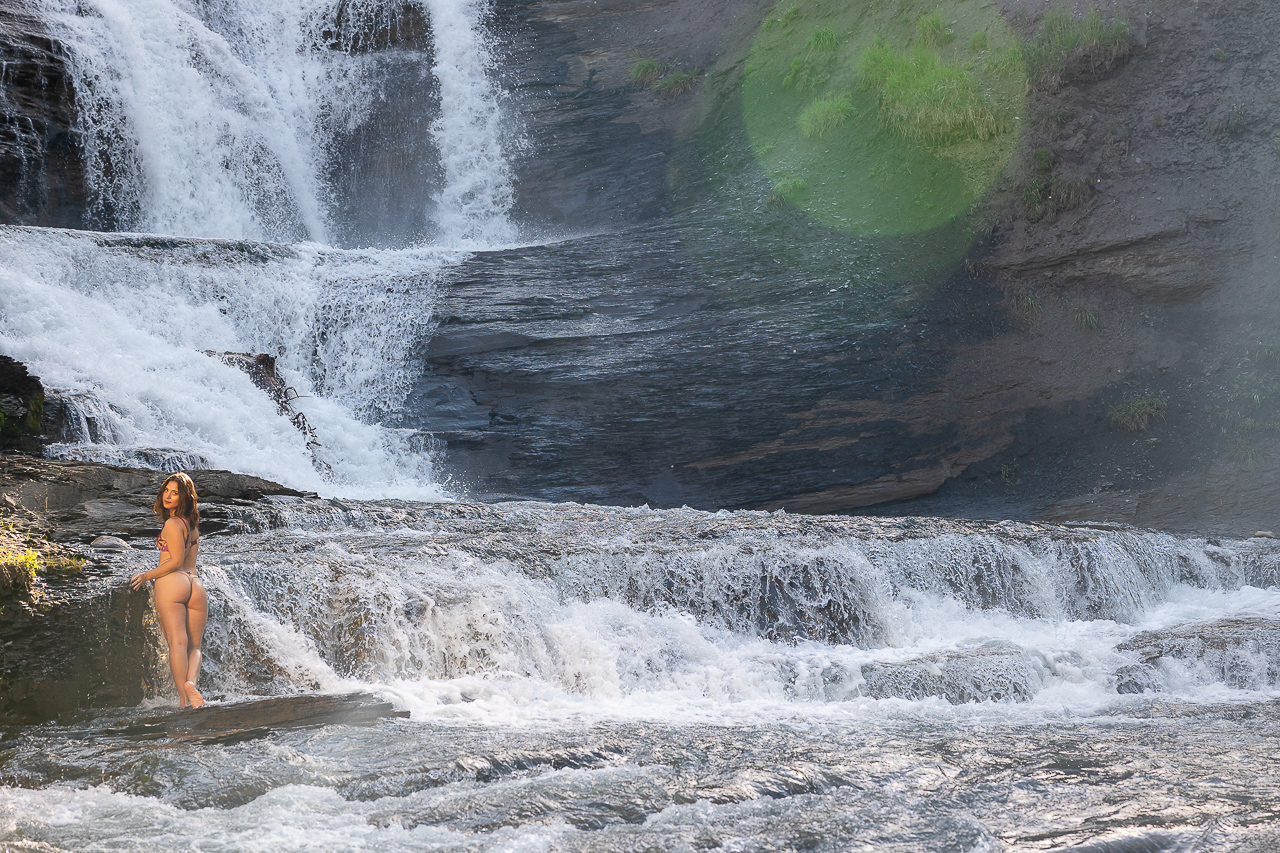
130,472,207,708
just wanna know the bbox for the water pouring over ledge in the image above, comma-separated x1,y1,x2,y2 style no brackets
5,0,1280,850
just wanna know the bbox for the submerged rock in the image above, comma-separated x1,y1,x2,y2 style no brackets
1115,617,1280,692
858,645,1043,704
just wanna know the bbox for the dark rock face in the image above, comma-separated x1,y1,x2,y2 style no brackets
0,354,44,453
0,2,89,229
0,456,310,723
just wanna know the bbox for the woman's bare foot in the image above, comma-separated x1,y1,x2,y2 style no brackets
184,681,205,708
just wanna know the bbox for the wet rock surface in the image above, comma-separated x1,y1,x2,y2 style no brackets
1116,617,1280,693
0,2,89,230
858,645,1043,704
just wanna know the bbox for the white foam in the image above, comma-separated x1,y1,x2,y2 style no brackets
0,226,452,497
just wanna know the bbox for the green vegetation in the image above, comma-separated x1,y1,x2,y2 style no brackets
798,92,854,138
766,177,808,210
652,70,698,96
1000,462,1018,486
780,4,800,29
807,26,840,52
1224,104,1246,135
968,31,987,53
1110,392,1167,432
986,44,1024,76
858,40,1008,144
1152,114,1163,129
1010,289,1040,319
1023,7,1129,90
1072,306,1099,331
631,58,668,87
1210,47,1228,62
1034,146,1052,172
1024,173,1092,222
742,0,1025,239
915,11,955,49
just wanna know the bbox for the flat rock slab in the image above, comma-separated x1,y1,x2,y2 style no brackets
69,692,408,745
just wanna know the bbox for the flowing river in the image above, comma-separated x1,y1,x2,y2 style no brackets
2,0,1280,850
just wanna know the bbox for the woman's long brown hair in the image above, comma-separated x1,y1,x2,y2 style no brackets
153,471,200,532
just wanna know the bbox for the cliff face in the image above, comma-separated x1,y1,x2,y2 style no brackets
3,0,1279,532
0,2,89,229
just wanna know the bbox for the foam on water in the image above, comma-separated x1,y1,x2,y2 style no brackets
122,509,1280,727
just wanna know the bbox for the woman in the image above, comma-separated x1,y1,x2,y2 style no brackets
130,472,207,708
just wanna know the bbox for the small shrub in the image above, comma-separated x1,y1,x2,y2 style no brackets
798,92,854,138
969,31,988,53
1110,392,1167,432
1024,7,1130,90
1000,462,1019,486
780,4,800,29
1072,306,1099,331
915,11,955,49
1210,47,1228,62
0,542,39,598
631,58,668,87
807,26,840,52
1152,114,1163,129
652,70,697,96
858,40,1008,144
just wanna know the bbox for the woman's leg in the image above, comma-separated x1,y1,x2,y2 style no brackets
153,573,194,705
184,577,208,708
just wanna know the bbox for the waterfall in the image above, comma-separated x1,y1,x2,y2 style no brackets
419,0,517,245
12,0,521,490
108,501,1280,715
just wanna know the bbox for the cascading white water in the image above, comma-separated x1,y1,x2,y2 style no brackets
11,0,521,490
419,0,517,245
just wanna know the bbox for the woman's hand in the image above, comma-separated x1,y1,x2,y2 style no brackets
130,572,149,591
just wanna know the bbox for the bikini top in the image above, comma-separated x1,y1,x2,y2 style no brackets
156,516,199,553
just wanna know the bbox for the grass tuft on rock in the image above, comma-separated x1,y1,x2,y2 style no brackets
798,92,854,138
1110,392,1167,432
1024,7,1129,90
915,11,955,49
631,58,668,87
858,39,1008,144
807,26,840,52
652,70,697,96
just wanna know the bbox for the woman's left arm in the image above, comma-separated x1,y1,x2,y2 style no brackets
130,519,186,590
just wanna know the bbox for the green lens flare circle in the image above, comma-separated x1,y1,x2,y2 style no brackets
743,0,1026,236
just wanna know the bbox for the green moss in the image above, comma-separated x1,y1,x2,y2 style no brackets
798,92,854,138
968,31,988,53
